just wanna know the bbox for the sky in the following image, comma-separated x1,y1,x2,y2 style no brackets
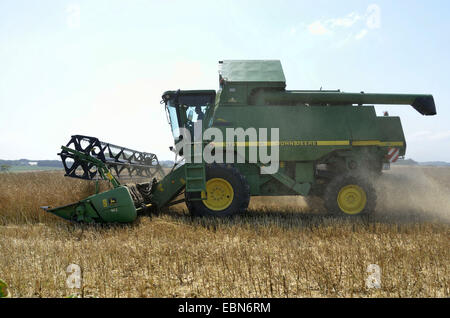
0,0,449,162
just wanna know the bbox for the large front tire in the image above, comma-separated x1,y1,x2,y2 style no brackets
186,164,250,217
324,174,376,216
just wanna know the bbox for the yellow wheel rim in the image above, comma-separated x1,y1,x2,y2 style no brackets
337,184,367,215
201,178,234,211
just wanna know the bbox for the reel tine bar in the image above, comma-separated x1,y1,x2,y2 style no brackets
59,135,165,181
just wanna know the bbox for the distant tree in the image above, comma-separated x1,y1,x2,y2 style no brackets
0,164,11,172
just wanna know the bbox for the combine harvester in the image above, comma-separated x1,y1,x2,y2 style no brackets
43,60,436,223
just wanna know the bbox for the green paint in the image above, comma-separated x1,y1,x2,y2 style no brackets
150,165,187,207
47,186,137,223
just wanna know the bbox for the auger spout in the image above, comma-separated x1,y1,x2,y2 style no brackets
251,91,436,115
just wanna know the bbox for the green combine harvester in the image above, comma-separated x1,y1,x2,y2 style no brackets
43,60,436,223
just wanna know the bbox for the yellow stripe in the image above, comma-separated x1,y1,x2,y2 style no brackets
212,140,403,147
317,141,350,146
352,140,379,146
379,141,404,147
214,140,350,147
352,140,404,147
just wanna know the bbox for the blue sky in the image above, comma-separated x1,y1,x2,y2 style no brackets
0,0,449,161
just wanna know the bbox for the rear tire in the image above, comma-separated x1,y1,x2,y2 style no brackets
324,174,376,216
186,164,250,217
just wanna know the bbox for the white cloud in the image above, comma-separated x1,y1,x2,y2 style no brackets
355,29,368,40
334,33,354,48
306,11,363,36
328,12,362,28
307,21,331,35
302,4,381,44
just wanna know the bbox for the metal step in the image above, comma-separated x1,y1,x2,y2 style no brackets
185,164,206,193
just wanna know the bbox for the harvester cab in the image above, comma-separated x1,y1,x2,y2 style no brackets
44,60,436,223
162,90,216,143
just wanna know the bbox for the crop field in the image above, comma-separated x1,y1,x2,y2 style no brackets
0,166,449,298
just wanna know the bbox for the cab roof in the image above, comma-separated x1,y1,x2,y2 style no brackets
219,60,286,83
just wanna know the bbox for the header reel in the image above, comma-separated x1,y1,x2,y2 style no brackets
59,135,165,182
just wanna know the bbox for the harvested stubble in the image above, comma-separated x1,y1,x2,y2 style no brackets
0,168,448,297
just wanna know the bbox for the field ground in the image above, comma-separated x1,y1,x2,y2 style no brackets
0,166,448,297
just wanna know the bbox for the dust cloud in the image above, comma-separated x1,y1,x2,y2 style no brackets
247,166,450,223
373,166,450,223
